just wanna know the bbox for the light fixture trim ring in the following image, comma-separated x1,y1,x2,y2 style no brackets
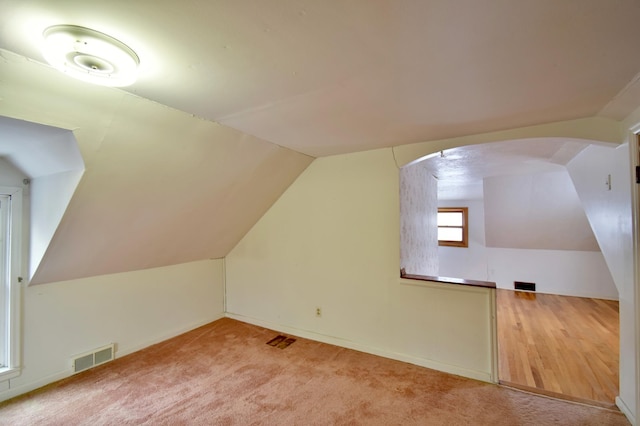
42,25,140,87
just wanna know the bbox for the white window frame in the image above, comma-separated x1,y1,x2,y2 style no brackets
0,186,22,382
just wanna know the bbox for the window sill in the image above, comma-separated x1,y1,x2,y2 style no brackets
400,271,496,289
0,366,21,382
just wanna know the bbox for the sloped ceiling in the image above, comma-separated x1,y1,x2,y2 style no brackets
1,1,640,157
420,138,592,200
1,1,640,283
419,139,602,250
0,116,83,178
0,52,312,284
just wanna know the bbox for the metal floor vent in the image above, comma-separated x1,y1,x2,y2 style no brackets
266,335,296,349
72,344,115,373
514,281,536,292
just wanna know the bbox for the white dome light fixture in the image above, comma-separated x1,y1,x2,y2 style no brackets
42,25,139,87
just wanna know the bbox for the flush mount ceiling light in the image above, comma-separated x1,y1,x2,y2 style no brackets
42,25,139,87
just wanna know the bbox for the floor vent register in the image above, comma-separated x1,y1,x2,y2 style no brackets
266,335,297,349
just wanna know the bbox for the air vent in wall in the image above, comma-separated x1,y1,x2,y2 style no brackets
72,344,115,373
514,281,536,292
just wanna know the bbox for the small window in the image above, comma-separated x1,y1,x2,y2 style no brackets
437,207,468,247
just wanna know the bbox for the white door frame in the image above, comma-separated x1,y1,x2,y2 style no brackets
627,127,640,426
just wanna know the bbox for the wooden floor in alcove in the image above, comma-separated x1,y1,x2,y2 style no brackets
497,289,619,408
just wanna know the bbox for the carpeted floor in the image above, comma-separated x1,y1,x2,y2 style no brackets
0,318,630,425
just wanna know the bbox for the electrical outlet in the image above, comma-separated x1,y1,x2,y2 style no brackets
315,307,322,317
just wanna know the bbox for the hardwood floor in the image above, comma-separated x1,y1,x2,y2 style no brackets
497,289,619,406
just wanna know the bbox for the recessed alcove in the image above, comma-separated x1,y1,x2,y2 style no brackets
0,116,85,284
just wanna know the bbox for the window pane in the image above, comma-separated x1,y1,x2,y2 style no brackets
438,227,463,242
437,212,462,227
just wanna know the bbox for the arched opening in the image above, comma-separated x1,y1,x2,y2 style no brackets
400,136,628,407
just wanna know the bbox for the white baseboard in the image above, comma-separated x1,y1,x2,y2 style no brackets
0,370,71,403
616,396,635,425
115,314,225,358
0,314,225,403
225,312,493,383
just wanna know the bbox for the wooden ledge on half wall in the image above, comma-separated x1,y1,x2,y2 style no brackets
400,268,496,289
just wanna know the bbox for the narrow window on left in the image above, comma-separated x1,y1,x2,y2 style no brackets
0,187,22,381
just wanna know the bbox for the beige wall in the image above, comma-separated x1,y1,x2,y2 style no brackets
226,148,497,382
0,259,225,402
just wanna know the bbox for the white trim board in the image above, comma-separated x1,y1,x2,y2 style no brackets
225,312,494,383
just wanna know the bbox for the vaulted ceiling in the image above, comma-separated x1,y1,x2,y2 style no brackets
3,1,640,156
1,1,640,283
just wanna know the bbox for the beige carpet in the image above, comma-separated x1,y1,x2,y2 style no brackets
0,318,629,425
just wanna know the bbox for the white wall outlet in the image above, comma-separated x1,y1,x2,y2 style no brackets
315,307,322,317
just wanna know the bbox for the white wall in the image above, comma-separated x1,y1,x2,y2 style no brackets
566,143,635,418
486,248,617,299
0,158,26,186
400,163,438,275
0,117,86,283
438,198,617,300
484,170,599,251
0,259,225,402
226,148,497,382
438,200,488,280
30,169,83,281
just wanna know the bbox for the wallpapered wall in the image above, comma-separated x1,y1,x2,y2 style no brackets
400,162,438,275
